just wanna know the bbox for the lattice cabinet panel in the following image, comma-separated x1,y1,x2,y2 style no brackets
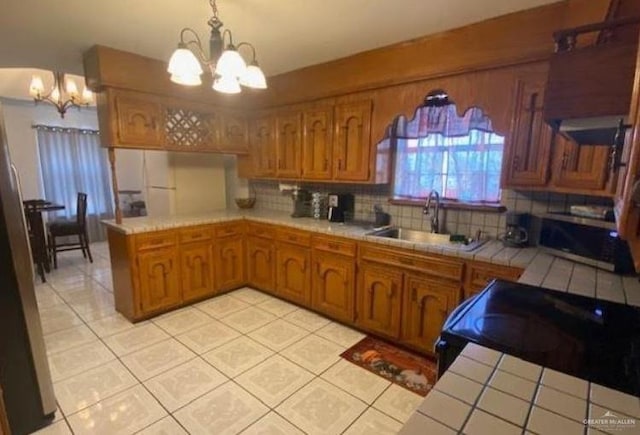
165,108,220,150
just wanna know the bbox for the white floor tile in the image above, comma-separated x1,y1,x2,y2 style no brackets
321,359,391,404
196,295,250,318
256,298,298,317
32,420,73,435
229,287,273,304
343,407,402,435
34,285,66,309
48,340,115,382
44,324,98,355
276,378,367,435
315,322,366,348
236,355,314,407
144,358,227,412
152,307,213,336
247,319,309,351
173,381,269,435
121,338,196,381
66,385,167,435
372,384,423,423
136,416,188,435
39,305,84,335
176,319,241,354
202,336,274,378
280,334,345,375
54,359,138,415
284,308,331,332
103,323,170,356
86,313,137,338
219,306,277,333
242,412,305,435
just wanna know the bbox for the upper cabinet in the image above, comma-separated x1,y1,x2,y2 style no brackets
247,98,384,184
96,88,249,154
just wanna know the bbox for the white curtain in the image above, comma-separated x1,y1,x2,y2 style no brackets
36,126,113,242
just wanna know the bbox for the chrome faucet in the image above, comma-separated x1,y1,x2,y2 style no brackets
423,190,440,233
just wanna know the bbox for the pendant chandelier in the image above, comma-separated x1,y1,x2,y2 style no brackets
167,0,267,94
28,71,93,118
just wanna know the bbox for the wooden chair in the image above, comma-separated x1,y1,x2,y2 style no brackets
23,201,48,282
48,193,93,268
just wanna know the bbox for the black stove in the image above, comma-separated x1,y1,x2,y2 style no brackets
436,280,640,397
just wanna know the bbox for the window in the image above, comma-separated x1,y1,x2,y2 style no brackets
392,91,504,204
36,126,113,241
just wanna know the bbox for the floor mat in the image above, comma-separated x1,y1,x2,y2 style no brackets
341,336,437,396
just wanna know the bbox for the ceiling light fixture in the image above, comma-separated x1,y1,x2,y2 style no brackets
28,71,93,118
167,0,267,94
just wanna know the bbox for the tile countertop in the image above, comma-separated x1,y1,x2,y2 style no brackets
102,210,640,307
400,343,640,435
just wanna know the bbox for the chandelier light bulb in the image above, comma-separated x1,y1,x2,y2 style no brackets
82,86,93,104
167,47,203,78
215,48,247,78
170,73,202,86
29,75,45,98
213,74,241,94
239,63,267,89
66,79,79,98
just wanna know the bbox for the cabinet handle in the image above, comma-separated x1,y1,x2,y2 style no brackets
398,257,414,266
561,152,568,170
327,242,339,250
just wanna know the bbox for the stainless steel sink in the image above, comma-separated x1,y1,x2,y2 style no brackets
366,227,488,252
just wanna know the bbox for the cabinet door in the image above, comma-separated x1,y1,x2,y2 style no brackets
246,237,275,292
303,107,333,180
114,94,164,147
276,111,303,178
357,263,402,338
312,251,355,322
215,235,245,292
276,242,310,304
502,77,553,187
250,115,276,177
180,241,215,302
219,111,249,154
333,101,372,181
550,134,613,193
137,248,181,314
402,274,459,354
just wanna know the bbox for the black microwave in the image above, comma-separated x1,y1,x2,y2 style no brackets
539,213,633,273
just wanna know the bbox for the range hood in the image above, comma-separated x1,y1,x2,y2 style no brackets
544,17,639,145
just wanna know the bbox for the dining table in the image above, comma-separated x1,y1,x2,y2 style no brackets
23,200,65,281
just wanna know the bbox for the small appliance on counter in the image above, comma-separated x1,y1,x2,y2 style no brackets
290,188,312,218
436,280,640,397
501,212,529,247
539,212,633,273
327,193,354,223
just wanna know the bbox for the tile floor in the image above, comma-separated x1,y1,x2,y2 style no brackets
32,242,423,435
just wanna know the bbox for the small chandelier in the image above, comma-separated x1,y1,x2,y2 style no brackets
29,71,93,118
167,0,267,94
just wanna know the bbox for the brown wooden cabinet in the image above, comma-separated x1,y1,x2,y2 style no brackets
464,260,523,299
219,111,249,154
246,237,276,292
401,273,459,354
312,250,355,323
303,107,334,180
276,241,311,304
502,72,552,188
333,100,372,181
550,134,613,193
357,262,403,338
215,235,245,292
180,241,215,302
251,115,277,177
136,247,181,314
113,91,164,148
276,111,303,178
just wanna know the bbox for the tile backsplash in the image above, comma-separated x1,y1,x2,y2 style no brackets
249,180,612,243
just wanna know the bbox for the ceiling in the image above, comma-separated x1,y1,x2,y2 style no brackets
0,0,559,100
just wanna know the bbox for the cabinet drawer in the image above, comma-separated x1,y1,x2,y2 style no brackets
277,227,311,246
179,226,213,244
135,231,177,251
313,236,356,257
215,222,244,238
246,222,273,239
466,261,523,290
360,243,463,281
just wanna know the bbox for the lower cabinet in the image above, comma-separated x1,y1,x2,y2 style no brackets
312,251,355,323
136,248,181,314
401,273,459,353
215,235,245,291
276,242,311,304
246,236,276,292
464,261,523,299
357,262,403,339
180,241,215,302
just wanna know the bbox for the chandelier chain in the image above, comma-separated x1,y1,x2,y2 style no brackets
209,0,218,19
